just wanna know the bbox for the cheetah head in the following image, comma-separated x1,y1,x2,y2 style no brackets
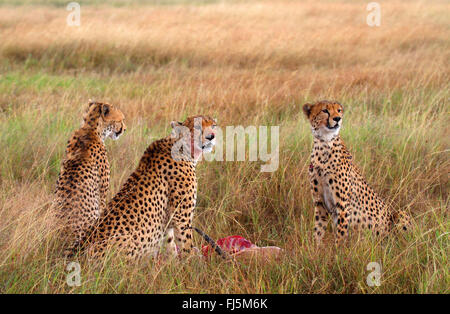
302,100,343,141
85,100,126,141
170,115,217,161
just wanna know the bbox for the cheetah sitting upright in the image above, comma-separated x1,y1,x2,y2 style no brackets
302,100,411,244
55,101,126,257
87,115,217,259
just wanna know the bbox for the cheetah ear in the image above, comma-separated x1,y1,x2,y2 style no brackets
170,121,183,138
302,103,312,118
101,103,110,117
88,99,96,106
170,121,182,129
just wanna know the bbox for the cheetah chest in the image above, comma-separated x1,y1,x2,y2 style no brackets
322,182,335,214
311,143,339,215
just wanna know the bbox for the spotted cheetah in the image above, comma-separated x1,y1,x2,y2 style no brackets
302,100,411,244
86,115,217,259
55,101,126,257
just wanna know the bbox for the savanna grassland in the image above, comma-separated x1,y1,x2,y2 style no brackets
0,0,448,293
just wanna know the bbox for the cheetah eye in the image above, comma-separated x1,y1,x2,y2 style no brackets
322,109,329,114
338,109,342,113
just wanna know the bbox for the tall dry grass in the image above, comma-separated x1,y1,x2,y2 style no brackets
0,0,448,293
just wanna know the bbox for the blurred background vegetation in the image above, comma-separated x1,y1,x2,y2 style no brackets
0,0,448,293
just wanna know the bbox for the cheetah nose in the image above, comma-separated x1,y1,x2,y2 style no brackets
205,134,215,141
333,117,341,123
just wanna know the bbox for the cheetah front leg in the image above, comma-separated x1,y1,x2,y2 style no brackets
334,205,350,245
164,228,178,258
309,171,331,244
172,215,194,256
169,197,195,256
313,202,329,244
324,174,350,245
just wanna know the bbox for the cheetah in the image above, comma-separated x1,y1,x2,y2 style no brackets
86,115,217,259
302,100,411,244
55,100,126,257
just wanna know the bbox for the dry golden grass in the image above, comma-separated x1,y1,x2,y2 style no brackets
0,0,448,293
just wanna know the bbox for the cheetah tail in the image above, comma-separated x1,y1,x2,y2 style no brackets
190,227,229,259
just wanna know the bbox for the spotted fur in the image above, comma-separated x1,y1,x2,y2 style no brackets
55,101,126,257
87,115,217,259
303,100,411,244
